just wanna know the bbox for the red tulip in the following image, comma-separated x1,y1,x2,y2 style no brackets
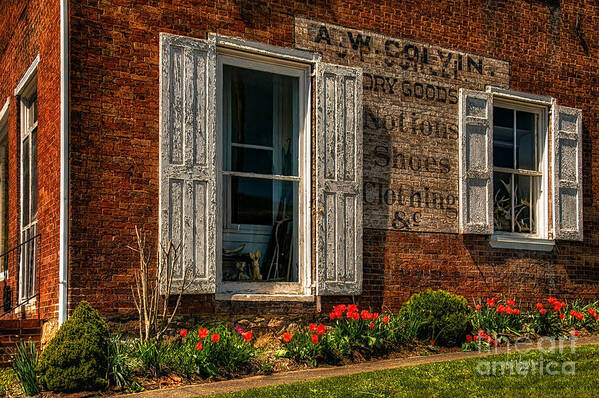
242,331,252,341
475,305,482,311
430,340,435,345
334,304,347,313
179,329,188,338
373,313,379,320
317,324,326,336
560,313,565,320
369,322,375,329
329,312,336,320
573,330,580,337
507,299,516,306
311,334,319,344
211,333,220,343
473,335,479,341
282,332,293,342
536,302,544,310
309,323,317,332
195,341,203,351
513,308,520,315
382,315,389,324
539,308,547,315
466,334,473,342
198,328,209,339
486,298,495,307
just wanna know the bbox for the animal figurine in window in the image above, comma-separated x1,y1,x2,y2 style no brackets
236,261,250,280
249,251,263,281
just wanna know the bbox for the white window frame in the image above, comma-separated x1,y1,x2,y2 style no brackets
215,48,312,296
16,65,38,303
487,88,553,251
0,98,8,282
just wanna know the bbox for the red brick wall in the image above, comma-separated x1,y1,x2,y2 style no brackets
0,0,61,321
68,0,599,318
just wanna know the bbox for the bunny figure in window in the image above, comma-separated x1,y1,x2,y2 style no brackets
249,251,263,281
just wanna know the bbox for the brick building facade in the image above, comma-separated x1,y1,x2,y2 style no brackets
1,1,598,333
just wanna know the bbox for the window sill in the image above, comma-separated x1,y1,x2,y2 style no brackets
215,293,314,303
489,234,555,252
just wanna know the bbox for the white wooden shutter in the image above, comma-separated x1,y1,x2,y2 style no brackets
552,104,583,241
315,63,363,296
159,34,217,293
458,89,493,234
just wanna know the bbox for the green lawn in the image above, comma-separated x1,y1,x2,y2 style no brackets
215,344,599,397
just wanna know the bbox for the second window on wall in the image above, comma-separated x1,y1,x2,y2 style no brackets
492,102,545,237
218,54,308,286
20,87,38,302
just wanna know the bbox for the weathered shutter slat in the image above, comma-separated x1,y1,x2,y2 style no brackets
160,34,217,293
458,89,493,234
552,104,583,241
316,63,363,296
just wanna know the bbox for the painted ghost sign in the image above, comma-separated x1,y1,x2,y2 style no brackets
295,18,510,232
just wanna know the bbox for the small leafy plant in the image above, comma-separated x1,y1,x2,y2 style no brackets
472,297,523,335
10,341,39,396
106,335,142,392
526,298,568,337
276,327,325,366
278,305,400,366
134,338,170,377
171,324,257,378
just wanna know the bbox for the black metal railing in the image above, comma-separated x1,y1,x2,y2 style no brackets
0,232,41,319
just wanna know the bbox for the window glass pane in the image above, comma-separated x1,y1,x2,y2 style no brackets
273,75,298,176
514,174,535,234
0,136,7,270
516,111,536,171
22,137,30,226
223,178,298,283
232,147,272,174
226,65,273,148
224,65,299,176
229,176,273,225
493,107,514,168
31,127,38,221
29,96,37,128
493,172,512,232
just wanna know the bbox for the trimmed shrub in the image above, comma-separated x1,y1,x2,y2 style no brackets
37,301,110,392
399,289,471,347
